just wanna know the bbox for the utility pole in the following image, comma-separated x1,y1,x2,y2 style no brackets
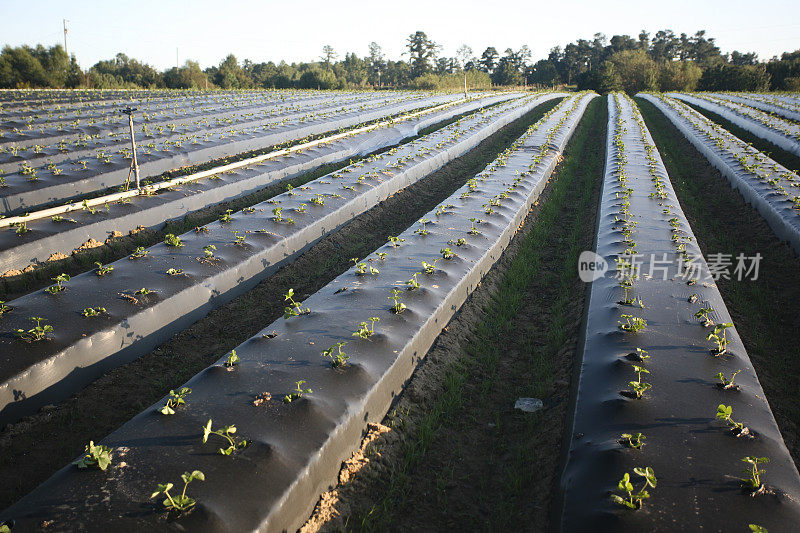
121,107,140,190
176,47,179,69
63,19,69,57
464,71,468,99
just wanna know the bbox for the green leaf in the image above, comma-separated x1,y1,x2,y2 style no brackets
203,420,212,443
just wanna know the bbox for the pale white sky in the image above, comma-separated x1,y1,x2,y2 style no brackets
1,0,798,70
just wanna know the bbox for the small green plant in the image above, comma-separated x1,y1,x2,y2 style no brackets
231,230,246,246
0,301,10,316
129,246,149,259
166,268,184,276
627,365,651,399
468,218,481,235
740,456,769,492
620,432,646,449
415,219,430,236
74,441,113,471
610,467,657,509
716,404,748,434
202,419,248,456
151,470,205,512
283,288,310,318
389,289,406,314
284,380,312,403
11,221,28,235
406,272,420,290
219,209,235,224
14,316,53,342
440,248,454,259
224,349,240,367
453,238,467,246
135,287,155,296
322,342,349,367
202,244,216,258
164,233,184,247
377,252,387,260
421,259,439,274
618,315,646,333
353,317,380,339
707,323,734,356
629,347,650,362
688,293,698,303
388,235,405,247
695,307,714,327
716,370,742,390
749,525,768,533
81,307,106,317
44,273,70,294
160,388,192,415
95,262,114,276
355,262,379,275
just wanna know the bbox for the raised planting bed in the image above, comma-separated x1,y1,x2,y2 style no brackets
0,91,339,148
709,92,800,123
559,92,800,532
0,91,387,172
641,93,800,255
0,94,518,275
670,92,800,158
0,91,596,532
0,92,465,216
0,93,562,426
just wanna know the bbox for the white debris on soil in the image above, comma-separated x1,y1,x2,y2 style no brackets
514,397,543,413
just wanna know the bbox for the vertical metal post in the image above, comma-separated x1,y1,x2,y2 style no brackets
63,19,68,57
464,71,468,99
121,107,140,190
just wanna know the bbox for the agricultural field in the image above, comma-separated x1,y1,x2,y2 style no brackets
1,83,800,533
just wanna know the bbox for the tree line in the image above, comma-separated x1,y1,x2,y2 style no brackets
1,30,799,94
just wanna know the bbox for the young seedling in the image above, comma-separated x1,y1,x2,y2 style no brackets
740,456,769,493
202,419,248,456
627,365,652,399
219,209,233,223
231,230,246,246
618,315,646,333
627,348,650,362
81,307,107,317
322,342,349,368
95,262,114,276
160,387,192,415
11,221,29,235
151,470,205,512
377,252,387,260
415,219,430,236
421,259,439,274
0,301,10,316
14,317,53,342
620,432,646,449
224,349,240,367
748,525,768,533
44,273,70,294
406,272,420,290
389,289,406,314
272,207,284,222
166,268,185,276
468,218,481,235
610,467,657,510
440,248,454,259
695,307,714,327
688,293,698,303
716,404,749,436
129,246,149,259
164,233,184,247
388,235,405,247
134,287,155,296
707,322,734,356
74,441,113,471
355,262,379,275
283,380,312,403
716,370,742,390
353,317,380,339
283,288,310,318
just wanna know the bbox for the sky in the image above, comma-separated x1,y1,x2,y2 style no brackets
1,0,799,70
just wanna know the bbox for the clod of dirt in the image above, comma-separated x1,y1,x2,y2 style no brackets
46,252,68,262
253,392,272,406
